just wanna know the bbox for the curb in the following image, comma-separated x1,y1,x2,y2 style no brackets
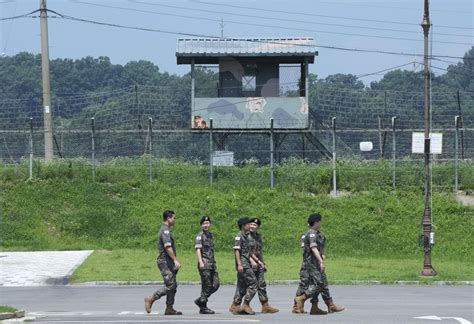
0,310,25,321
74,280,474,286
1,316,36,323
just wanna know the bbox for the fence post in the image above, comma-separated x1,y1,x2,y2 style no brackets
454,115,460,192
209,118,213,186
392,116,397,191
456,91,464,159
270,118,274,189
378,116,384,159
29,118,33,180
91,117,96,181
331,117,337,196
148,117,153,183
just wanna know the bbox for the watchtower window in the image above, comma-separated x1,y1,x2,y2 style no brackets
242,75,256,92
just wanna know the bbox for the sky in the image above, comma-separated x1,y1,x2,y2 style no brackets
1,0,473,85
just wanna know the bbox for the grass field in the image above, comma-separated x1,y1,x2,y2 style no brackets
71,249,474,284
2,159,472,284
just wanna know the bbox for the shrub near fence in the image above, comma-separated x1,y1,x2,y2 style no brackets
1,158,473,191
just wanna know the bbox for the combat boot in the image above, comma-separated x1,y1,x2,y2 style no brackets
261,302,279,313
200,305,215,315
144,295,160,313
310,302,328,315
195,298,215,315
229,303,241,315
164,305,183,315
325,298,345,313
293,294,306,313
291,302,298,313
194,298,205,312
240,302,255,315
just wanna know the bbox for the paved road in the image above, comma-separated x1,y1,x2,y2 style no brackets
1,285,472,323
0,251,93,286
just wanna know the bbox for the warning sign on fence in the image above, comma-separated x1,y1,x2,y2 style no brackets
412,132,443,154
212,151,234,167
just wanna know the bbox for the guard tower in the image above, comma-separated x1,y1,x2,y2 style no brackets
176,38,317,130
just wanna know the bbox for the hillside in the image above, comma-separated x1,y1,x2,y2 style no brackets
1,161,472,262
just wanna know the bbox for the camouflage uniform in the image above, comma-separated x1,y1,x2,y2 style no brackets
310,230,331,303
295,228,323,299
233,231,258,304
195,230,220,303
251,232,269,304
153,224,179,306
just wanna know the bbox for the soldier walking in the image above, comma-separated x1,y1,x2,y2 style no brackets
249,218,279,313
229,217,258,315
309,215,345,314
144,210,183,315
293,213,344,315
194,216,220,314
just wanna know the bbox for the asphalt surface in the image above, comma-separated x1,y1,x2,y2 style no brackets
1,285,473,323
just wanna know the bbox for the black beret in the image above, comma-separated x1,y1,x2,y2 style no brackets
308,213,322,224
250,218,261,226
237,217,250,227
200,216,211,225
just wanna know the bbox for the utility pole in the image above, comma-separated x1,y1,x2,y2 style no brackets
40,0,54,160
421,0,436,277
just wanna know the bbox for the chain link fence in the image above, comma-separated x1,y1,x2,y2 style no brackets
1,86,472,191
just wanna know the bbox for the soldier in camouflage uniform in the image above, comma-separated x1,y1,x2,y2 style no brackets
229,217,258,315
249,218,279,313
309,214,344,314
194,216,220,314
144,210,183,315
293,213,344,315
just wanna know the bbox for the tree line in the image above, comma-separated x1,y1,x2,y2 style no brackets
1,47,472,102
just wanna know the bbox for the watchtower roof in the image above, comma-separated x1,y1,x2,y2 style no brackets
176,37,317,64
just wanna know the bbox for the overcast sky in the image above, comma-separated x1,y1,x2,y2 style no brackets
1,0,473,84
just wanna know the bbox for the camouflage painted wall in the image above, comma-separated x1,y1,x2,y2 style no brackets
192,97,309,129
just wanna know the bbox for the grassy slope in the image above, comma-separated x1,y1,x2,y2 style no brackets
2,160,472,282
2,177,472,259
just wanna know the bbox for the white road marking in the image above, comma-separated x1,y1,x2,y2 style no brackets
415,315,472,324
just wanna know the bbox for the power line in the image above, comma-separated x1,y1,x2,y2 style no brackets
433,58,474,72
2,9,471,61
356,62,416,79
72,1,473,46
48,10,474,61
0,9,38,21
314,44,470,60
1,0,18,54
188,0,474,31
127,0,473,39
319,1,472,16
430,64,474,77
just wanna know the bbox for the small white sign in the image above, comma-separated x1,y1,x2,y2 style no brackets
412,132,443,154
359,141,373,152
44,105,50,114
430,133,443,154
212,151,234,167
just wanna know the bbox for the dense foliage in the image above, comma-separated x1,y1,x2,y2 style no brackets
1,47,473,101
